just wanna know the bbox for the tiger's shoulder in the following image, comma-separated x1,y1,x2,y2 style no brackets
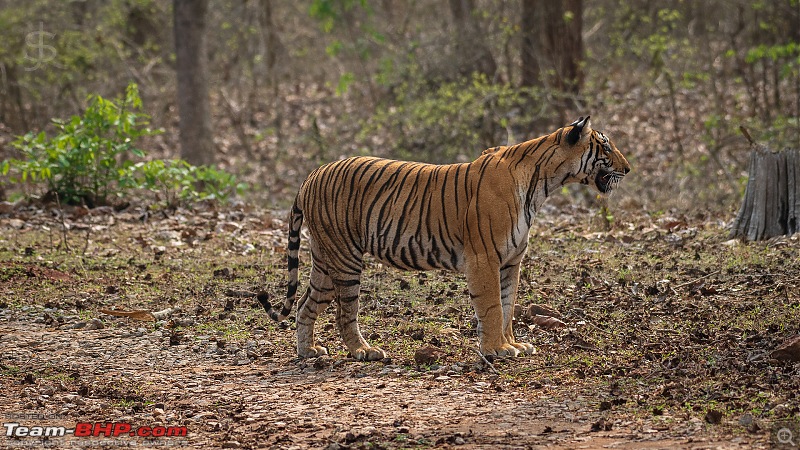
481,145,507,156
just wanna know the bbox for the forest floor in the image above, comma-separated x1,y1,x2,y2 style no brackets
0,202,799,449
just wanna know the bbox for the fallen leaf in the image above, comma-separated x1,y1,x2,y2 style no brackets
531,314,567,330
770,335,800,362
99,309,156,322
526,303,562,319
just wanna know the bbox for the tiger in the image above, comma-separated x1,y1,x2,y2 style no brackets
259,116,630,361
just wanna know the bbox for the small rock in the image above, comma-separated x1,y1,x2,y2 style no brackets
0,201,17,214
414,345,442,366
454,436,465,445
7,218,25,229
66,321,87,330
738,413,760,433
705,409,723,424
222,440,240,448
85,319,104,330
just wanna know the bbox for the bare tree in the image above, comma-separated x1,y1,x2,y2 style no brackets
517,0,582,125
520,0,541,87
449,0,497,78
173,0,214,166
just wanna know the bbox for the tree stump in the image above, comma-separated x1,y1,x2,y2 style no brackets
730,138,800,241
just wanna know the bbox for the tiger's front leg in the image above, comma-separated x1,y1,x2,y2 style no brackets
466,255,520,357
500,261,535,355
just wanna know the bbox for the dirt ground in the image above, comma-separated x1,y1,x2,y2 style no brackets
0,203,798,449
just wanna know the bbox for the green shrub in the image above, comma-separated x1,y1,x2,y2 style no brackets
358,71,551,163
131,159,247,208
2,82,246,208
2,83,156,206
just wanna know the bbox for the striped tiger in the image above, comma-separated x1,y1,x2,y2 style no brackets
260,116,630,360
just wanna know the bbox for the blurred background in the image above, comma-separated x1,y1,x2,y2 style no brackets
0,0,798,215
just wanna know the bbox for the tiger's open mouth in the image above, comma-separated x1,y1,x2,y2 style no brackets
596,168,623,193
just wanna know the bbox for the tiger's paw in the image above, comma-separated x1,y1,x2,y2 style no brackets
299,345,328,358
511,342,536,355
351,346,387,361
481,343,520,358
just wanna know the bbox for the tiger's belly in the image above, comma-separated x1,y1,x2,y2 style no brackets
365,230,465,272
361,214,529,273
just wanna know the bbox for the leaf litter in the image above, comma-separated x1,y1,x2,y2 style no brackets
0,202,798,448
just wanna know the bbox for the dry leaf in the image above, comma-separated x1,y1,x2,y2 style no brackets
99,309,156,322
526,303,562,319
771,335,800,362
531,314,567,330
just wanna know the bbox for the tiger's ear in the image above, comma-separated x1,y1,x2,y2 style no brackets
566,116,592,146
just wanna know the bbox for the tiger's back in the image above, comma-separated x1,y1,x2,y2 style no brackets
299,156,482,272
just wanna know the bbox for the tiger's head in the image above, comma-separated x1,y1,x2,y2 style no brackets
560,116,630,194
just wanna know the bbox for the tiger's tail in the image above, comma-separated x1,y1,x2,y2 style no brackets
258,198,305,321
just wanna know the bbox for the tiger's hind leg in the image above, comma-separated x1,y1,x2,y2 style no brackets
295,261,335,358
332,271,387,361
500,262,535,355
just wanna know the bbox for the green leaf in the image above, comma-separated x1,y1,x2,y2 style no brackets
336,72,355,96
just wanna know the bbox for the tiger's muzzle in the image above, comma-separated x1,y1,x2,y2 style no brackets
596,168,626,193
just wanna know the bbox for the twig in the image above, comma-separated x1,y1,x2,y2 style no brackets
472,347,499,375
54,192,70,252
674,270,720,289
739,125,755,146
572,343,600,352
580,319,612,336
82,226,91,255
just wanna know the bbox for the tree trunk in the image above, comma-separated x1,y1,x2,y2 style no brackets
173,0,214,166
448,0,497,78
731,145,800,241
520,0,541,87
539,0,583,94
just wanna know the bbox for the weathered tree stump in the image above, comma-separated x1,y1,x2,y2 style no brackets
730,130,800,241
